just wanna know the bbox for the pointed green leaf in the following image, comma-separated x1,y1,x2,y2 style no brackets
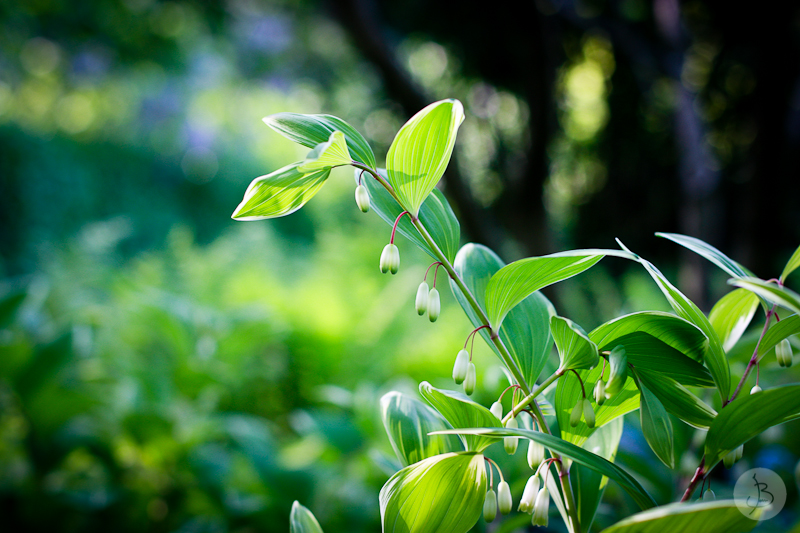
758,314,800,360
633,371,675,468
635,370,716,429
290,501,324,533
297,131,352,172
386,99,464,216
418,382,501,452
623,242,730,403
552,316,598,371
264,112,376,168
705,384,800,468
380,392,462,467
780,245,800,282
589,312,713,387
232,163,330,220
358,169,460,262
600,500,761,533
485,249,636,329
656,233,751,279
450,243,554,387
556,364,639,446
433,426,657,511
572,418,624,531
709,289,760,352
729,277,800,316
380,452,486,533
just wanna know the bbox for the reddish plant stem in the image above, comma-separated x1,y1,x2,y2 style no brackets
727,304,776,405
390,211,410,244
570,369,587,398
680,457,706,502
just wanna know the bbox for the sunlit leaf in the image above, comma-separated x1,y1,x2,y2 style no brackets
705,383,800,468
450,243,554,387
433,427,657,511
600,500,761,533
556,364,639,446
656,232,751,279
552,316,598,372
485,249,636,329
729,277,800,316
621,241,730,403
358,169,460,262
290,501,324,533
758,314,800,360
297,131,352,172
635,370,716,429
380,452,485,533
780,244,800,282
386,99,465,216
264,112,376,168
572,418,624,531
633,371,674,468
589,311,713,387
418,382,501,452
232,163,330,220
709,289,760,352
380,391,462,467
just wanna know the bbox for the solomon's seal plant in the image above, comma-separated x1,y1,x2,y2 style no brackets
235,99,800,533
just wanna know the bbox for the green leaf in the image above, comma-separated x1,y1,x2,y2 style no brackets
433,427,657,511
380,392,463,467
386,99,464,216
656,233,751,279
450,243,554,387
622,241,730,403
264,112,376,168
358,169,460,263
589,312,713,387
758,314,800,360
600,500,762,533
635,370,716,429
380,452,486,533
709,289,760,352
290,501,324,533
552,316,598,371
633,371,675,468
232,163,331,220
729,277,800,316
297,131,352,172
485,249,636,329
780,244,800,282
556,364,639,446
418,382,501,452
572,418,624,531
705,383,800,468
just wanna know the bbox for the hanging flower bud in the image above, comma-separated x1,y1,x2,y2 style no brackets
532,487,549,527
518,474,540,514
497,480,512,515
723,446,742,469
427,287,440,322
415,282,429,315
464,362,476,395
379,244,399,274
504,415,519,455
735,444,743,462
605,345,628,398
703,489,716,501
452,349,469,384
750,384,762,394
583,398,596,429
527,438,545,470
355,184,370,212
594,379,606,406
490,401,503,421
777,339,793,367
483,489,497,523
570,401,583,427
